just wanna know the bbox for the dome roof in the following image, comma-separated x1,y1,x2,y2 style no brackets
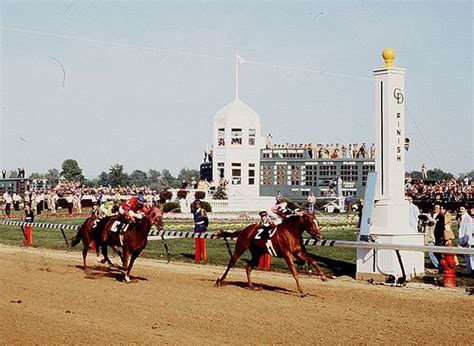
215,98,259,121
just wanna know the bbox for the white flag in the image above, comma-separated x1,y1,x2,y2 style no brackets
237,54,245,64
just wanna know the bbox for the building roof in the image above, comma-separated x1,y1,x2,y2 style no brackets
215,98,260,121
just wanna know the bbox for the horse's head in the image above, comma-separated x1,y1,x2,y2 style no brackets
297,210,322,241
145,206,163,228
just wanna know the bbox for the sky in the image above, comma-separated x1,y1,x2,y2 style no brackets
0,0,472,178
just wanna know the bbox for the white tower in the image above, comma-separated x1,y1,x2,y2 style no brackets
212,98,264,197
356,49,424,280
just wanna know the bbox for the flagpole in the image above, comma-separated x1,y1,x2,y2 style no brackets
235,50,239,100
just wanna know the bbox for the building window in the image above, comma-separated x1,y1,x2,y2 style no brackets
232,169,241,184
231,128,242,145
248,129,256,145
248,169,255,185
217,162,224,179
261,165,272,185
218,128,225,146
231,163,241,184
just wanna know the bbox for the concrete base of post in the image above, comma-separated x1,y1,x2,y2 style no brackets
356,233,425,281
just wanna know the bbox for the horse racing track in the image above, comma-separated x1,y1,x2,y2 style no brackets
0,244,471,344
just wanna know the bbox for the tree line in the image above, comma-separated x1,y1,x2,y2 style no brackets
17,159,200,190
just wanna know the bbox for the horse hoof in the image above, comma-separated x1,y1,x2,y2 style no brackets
300,293,308,298
322,277,329,282
215,279,222,287
124,276,131,283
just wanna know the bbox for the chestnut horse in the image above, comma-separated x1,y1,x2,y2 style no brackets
70,215,104,269
216,211,325,297
98,207,162,282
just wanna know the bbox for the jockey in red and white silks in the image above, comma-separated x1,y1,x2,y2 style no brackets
119,195,146,222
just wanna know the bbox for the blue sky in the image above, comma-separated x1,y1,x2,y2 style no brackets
1,0,472,177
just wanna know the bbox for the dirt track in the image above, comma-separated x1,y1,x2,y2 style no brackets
0,244,472,344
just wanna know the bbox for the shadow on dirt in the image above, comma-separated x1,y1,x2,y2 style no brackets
205,279,298,296
70,264,148,282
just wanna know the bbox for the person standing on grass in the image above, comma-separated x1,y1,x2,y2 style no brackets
3,191,12,217
457,205,473,276
432,204,445,267
307,192,316,214
24,204,34,246
407,197,420,232
193,200,208,264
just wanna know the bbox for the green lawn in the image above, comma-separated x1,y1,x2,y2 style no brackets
1,213,472,286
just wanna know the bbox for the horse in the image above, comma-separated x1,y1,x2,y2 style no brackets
98,206,162,283
215,211,326,297
70,214,105,269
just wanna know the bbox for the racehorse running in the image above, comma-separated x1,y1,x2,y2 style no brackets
98,206,162,283
70,215,104,269
216,211,326,297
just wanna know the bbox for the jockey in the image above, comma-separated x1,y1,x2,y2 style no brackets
99,199,119,218
258,211,275,240
119,194,146,223
269,199,294,224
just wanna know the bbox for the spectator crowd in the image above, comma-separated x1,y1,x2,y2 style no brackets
405,178,473,203
267,142,376,159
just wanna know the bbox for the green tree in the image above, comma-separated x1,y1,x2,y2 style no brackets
60,159,84,182
129,170,148,186
97,171,109,186
83,178,98,187
45,168,60,186
147,169,161,190
427,168,454,181
177,168,200,183
28,172,44,179
108,164,129,187
160,169,178,188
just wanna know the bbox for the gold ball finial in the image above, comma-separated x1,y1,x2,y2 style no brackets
382,48,395,67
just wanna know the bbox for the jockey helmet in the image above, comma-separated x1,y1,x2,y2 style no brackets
136,194,146,205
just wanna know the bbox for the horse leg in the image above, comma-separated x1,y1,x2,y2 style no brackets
215,240,248,286
101,244,114,268
297,251,328,281
121,248,130,271
245,252,263,290
282,252,306,297
124,251,140,283
81,240,89,270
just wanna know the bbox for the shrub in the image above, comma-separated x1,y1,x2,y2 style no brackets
159,189,173,203
213,185,227,200
177,189,188,199
194,190,206,200
162,201,181,213
190,200,212,213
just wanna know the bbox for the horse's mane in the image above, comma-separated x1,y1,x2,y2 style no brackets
280,214,304,228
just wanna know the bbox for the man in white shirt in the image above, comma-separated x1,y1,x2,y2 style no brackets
3,191,12,217
407,196,420,232
457,206,473,275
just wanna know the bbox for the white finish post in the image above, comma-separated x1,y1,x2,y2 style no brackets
356,49,424,281
235,51,239,100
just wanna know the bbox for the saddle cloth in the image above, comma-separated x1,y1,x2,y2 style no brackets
255,226,278,257
111,220,130,233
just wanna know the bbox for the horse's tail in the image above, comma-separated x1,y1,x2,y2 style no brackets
70,228,82,247
70,219,91,247
215,229,242,239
